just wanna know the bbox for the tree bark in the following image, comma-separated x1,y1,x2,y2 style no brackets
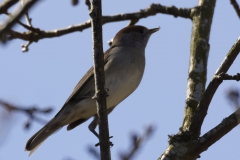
159,0,216,159
89,0,111,160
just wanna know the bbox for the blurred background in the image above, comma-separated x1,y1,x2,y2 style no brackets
0,0,240,159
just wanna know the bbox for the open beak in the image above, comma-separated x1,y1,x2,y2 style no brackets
149,27,160,34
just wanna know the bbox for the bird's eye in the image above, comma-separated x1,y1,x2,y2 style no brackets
138,29,145,34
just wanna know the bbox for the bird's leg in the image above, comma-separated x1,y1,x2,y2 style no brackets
88,108,115,147
89,88,110,138
88,115,99,138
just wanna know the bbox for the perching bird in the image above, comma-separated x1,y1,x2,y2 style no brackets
25,25,159,155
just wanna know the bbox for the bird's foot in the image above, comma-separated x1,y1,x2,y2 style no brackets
95,136,114,147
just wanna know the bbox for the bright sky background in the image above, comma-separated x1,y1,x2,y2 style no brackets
0,0,240,160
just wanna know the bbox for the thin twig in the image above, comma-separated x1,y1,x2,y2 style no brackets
119,125,155,160
71,0,79,6
197,110,239,152
24,12,32,27
0,99,53,130
85,0,91,10
21,40,32,52
215,73,240,81
230,0,240,19
128,19,139,26
196,105,240,154
16,20,39,32
0,0,38,39
0,0,18,14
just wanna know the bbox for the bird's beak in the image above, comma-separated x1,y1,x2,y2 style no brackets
149,27,160,34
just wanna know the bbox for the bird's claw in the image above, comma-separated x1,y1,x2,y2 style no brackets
95,136,114,147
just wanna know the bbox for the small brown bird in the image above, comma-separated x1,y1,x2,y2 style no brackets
25,25,159,155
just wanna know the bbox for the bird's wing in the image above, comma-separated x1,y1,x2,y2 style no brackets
65,47,112,103
64,65,95,104
54,46,114,117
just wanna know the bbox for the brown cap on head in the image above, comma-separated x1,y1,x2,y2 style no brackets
116,25,148,36
114,25,160,40
112,25,160,47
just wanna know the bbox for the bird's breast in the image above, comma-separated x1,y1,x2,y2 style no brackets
104,47,145,107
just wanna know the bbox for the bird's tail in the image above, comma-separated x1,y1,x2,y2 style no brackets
25,123,60,156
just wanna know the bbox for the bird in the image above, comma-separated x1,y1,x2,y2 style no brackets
25,25,159,155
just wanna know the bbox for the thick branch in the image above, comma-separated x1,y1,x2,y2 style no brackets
189,37,240,136
6,3,192,43
159,1,216,160
160,40,240,159
0,0,18,14
196,108,240,153
89,0,111,160
0,0,38,39
158,108,240,160
182,0,216,136
230,0,240,19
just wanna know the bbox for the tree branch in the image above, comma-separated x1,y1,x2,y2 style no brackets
215,73,240,81
0,0,38,40
159,106,240,160
87,125,155,160
182,0,216,137
215,38,240,74
230,0,240,19
196,108,240,154
119,125,155,160
7,23,90,41
0,99,53,130
189,37,240,137
89,0,111,160
85,0,91,10
71,0,79,6
0,0,18,14
102,3,192,21
5,3,192,46
159,1,217,159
